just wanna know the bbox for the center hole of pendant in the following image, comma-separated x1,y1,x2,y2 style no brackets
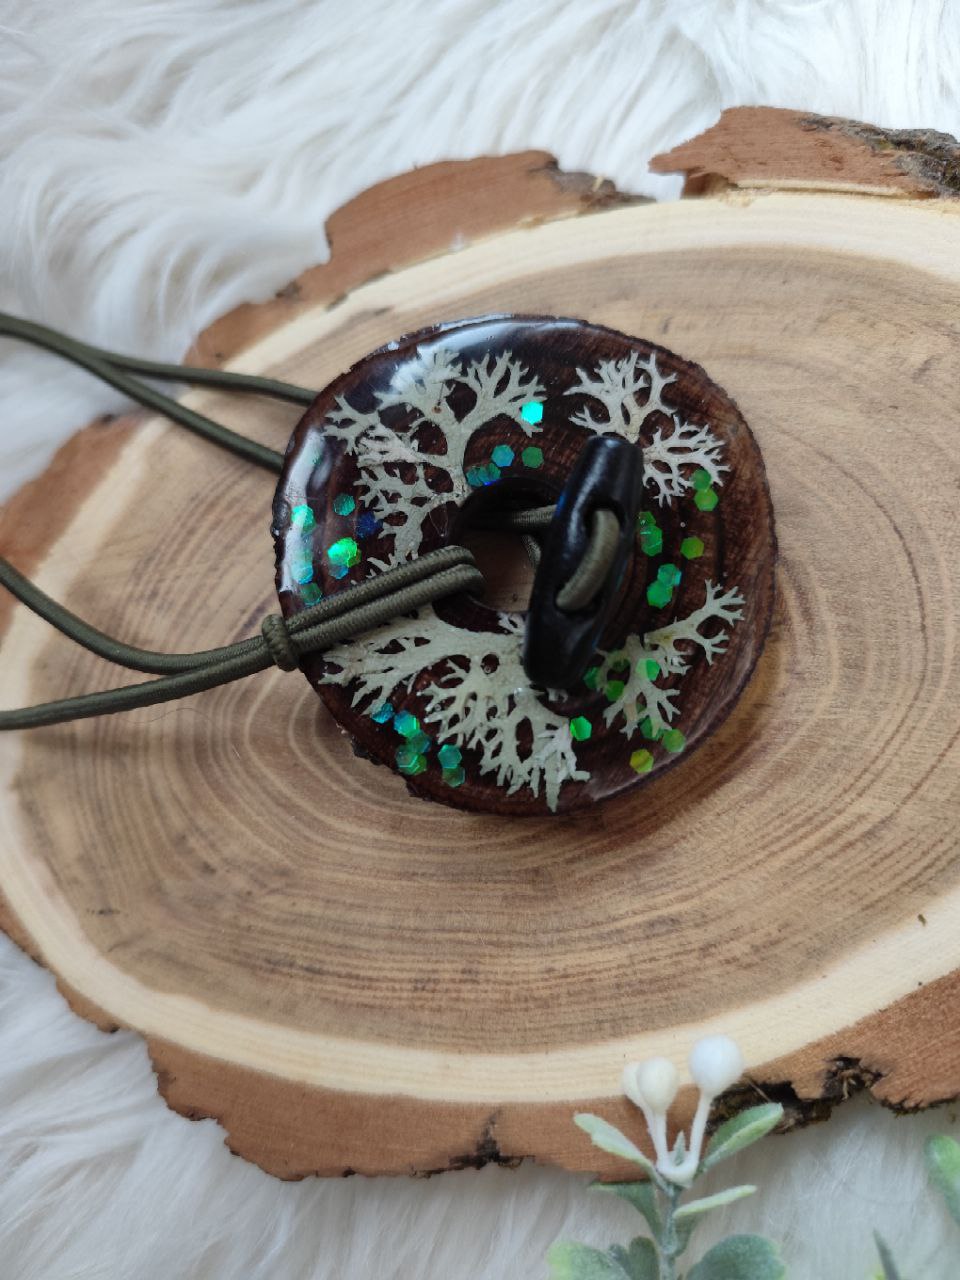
453,481,558,615
457,527,538,613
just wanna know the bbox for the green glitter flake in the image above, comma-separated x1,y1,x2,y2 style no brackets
637,510,657,531
466,467,485,487
629,748,654,774
681,536,705,560
520,400,544,425
643,659,660,680
482,463,502,485
639,716,664,741
371,702,394,724
521,446,544,469
291,503,315,531
292,558,314,585
569,716,592,742
406,730,432,755
327,536,360,568
640,526,664,557
442,765,466,788
609,654,630,674
583,665,600,690
692,468,713,492
605,680,626,702
301,582,323,606
396,746,428,776
662,728,686,753
647,580,672,608
491,444,515,468
438,744,462,770
393,710,420,738
694,487,719,512
657,563,681,587
333,493,356,516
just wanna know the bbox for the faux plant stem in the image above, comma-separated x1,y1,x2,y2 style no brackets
658,1181,685,1280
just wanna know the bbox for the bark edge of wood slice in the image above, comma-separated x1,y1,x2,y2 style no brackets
2,111,960,1178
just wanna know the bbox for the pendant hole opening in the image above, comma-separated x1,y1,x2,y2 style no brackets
454,480,559,615
458,527,537,614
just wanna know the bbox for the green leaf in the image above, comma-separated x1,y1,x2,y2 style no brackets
609,1237,659,1280
873,1232,903,1280
574,1114,656,1174
701,1104,784,1171
686,1234,785,1280
547,1242,629,1279
592,1181,662,1239
925,1134,960,1226
674,1185,757,1222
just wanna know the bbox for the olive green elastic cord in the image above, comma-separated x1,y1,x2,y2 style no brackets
0,312,301,472
556,508,621,611
0,548,483,729
0,545,476,675
0,313,624,731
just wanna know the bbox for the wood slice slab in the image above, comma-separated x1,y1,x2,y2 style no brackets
3,111,960,1178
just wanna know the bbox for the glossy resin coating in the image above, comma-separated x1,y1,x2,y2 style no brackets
272,315,775,815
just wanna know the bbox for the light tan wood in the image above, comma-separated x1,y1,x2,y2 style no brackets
2,111,960,1177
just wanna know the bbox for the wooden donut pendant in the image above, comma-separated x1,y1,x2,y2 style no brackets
272,315,776,816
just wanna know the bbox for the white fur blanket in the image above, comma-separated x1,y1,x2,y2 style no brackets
2,2,960,1276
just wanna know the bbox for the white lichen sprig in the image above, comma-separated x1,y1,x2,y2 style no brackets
645,582,746,672
592,582,746,740
548,1035,786,1280
324,345,545,566
321,606,586,811
566,352,727,507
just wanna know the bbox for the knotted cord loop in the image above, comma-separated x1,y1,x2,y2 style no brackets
0,311,635,729
260,614,299,671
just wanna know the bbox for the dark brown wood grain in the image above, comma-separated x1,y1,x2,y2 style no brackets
274,315,774,814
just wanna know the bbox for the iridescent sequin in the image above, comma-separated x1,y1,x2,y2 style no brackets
442,765,466,788
396,745,428,776
371,702,395,724
629,748,654,774
637,511,663,556
520,401,544,425
327,536,360,567
291,503,316,531
662,728,686,753
292,558,314,585
694,487,719,512
657,563,681,587
301,582,323,606
393,710,420,738
692,468,713,492
680,536,705,560
647,580,672,608
569,716,592,741
438,744,462,769
356,512,381,539
491,444,515,468
333,493,356,516
521,446,544,469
